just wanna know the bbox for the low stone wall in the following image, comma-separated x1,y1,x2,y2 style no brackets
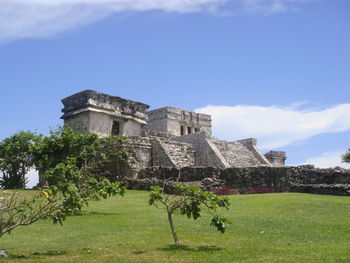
290,183,350,196
126,165,350,196
219,167,290,192
123,178,181,194
138,166,220,181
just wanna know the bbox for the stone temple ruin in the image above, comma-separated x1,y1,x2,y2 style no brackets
60,90,350,196
61,90,286,173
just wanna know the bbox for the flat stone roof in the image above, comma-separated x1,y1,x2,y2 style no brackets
147,106,211,120
61,90,150,120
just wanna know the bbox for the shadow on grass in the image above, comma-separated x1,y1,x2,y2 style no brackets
159,245,223,252
83,211,121,216
32,250,67,256
8,254,26,259
6,250,66,259
132,250,148,255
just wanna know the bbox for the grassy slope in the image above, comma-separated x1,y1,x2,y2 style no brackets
0,191,349,263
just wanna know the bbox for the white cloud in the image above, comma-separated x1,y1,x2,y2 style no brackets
195,103,350,149
0,0,319,42
304,151,350,169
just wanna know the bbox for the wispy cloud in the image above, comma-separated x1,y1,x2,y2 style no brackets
0,0,227,42
238,0,318,15
0,0,319,42
195,103,350,149
304,151,350,169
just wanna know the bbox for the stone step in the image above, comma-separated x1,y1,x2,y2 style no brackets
157,139,195,168
211,139,266,167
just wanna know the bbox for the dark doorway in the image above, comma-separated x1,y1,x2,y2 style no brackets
112,121,120,136
180,126,185,135
187,127,192,134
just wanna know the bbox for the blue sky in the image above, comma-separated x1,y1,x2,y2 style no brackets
1,0,350,183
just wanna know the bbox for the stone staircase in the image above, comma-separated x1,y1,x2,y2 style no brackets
210,139,267,167
153,138,195,168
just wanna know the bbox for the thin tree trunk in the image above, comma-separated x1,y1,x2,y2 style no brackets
167,211,180,247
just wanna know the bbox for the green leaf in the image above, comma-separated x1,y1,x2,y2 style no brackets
210,215,232,233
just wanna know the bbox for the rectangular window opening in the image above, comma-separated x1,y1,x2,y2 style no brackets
187,127,192,134
195,128,200,133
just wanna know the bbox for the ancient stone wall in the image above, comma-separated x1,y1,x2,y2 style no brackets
88,111,115,137
147,107,212,137
124,136,152,177
145,109,169,134
64,111,90,132
125,166,350,196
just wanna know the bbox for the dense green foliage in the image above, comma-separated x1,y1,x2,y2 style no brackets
0,127,126,239
33,127,127,178
342,149,350,163
149,183,231,247
0,131,41,189
0,191,348,263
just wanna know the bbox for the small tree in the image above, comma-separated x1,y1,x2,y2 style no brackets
0,162,124,238
0,131,42,189
342,149,350,163
149,183,231,247
0,127,127,255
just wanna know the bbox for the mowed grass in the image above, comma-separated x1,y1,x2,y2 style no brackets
0,191,349,263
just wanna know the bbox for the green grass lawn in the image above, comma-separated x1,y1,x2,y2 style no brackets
0,191,349,263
